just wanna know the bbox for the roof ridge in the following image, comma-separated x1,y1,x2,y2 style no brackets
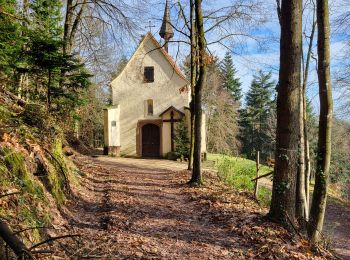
145,33,188,82
111,33,189,84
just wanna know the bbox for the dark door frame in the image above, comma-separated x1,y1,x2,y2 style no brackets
136,119,163,157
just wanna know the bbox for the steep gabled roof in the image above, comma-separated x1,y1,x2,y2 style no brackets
112,32,189,84
159,105,185,117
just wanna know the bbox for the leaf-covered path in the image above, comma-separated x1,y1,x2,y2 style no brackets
58,155,328,259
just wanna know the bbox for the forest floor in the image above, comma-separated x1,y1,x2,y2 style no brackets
50,155,335,259
92,156,350,259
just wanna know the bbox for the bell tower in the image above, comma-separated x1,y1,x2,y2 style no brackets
159,0,174,53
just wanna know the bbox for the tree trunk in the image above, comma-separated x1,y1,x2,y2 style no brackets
47,69,52,110
269,0,302,227
188,0,196,171
0,220,34,259
302,11,316,221
296,82,307,224
63,0,73,55
308,0,333,243
189,0,206,186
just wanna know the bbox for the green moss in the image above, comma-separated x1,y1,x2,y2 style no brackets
46,139,67,204
17,198,44,243
47,138,78,203
47,165,65,204
0,147,52,244
0,104,14,124
2,147,44,199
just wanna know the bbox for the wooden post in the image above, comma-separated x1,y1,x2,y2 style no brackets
254,151,260,199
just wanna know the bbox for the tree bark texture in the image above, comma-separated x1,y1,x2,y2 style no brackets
188,0,196,171
0,220,33,259
269,0,302,227
308,0,333,243
189,0,206,185
63,0,87,55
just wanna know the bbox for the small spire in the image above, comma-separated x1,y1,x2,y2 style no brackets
159,0,174,52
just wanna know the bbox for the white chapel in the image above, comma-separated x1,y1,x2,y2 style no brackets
103,0,206,158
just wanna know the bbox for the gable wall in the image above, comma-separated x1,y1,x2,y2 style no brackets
111,35,190,156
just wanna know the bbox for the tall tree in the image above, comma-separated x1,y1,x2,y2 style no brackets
187,0,196,171
239,71,276,161
204,57,240,155
221,51,242,102
296,0,317,224
308,0,333,243
0,0,23,84
189,0,206,186
269,0,302,226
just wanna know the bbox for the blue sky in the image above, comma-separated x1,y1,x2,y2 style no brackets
116,0,349,118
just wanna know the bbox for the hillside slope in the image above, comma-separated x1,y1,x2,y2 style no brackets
0,87,78,258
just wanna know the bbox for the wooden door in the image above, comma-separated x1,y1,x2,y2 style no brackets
142,124,160,157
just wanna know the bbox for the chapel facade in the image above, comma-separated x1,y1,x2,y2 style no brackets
103,0,206,158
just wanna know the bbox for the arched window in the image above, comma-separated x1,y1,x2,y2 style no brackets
147,99,153,115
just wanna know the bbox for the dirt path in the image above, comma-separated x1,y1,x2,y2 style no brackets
61,157,241,258
95,156,350,259
324,199,350,259
55,156,331,259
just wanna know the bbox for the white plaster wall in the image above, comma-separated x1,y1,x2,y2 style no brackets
103,106,120,147
111,34,190,156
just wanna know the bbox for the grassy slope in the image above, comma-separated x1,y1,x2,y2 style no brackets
205,153,273,206
205,153,349,208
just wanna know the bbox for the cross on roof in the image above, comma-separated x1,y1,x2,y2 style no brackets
145,21,156,33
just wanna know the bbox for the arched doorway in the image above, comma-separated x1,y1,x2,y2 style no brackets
142,124,160,157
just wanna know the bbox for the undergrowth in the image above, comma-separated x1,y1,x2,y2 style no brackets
48,137,79,204
208,154,273,207
0,147,50,244
0,91,80,257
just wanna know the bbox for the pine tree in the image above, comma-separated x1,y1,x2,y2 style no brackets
221,51,242,102
239,71,276,161
27,0,90,111
0,0,23,81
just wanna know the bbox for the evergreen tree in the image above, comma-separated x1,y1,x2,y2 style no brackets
0,0,23,81
220,51,242,102
27,0,91,111
174,119,190,160
239,71,276,161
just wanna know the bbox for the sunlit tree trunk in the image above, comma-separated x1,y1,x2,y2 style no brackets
189,0,206,186
269,0,302,227
308,0,333,243
296,82,307,224
302,8,316,221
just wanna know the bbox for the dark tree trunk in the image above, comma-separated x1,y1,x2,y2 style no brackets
188,0,196,171
308,0,333,243
47,69,52,110
189,0,206,186
63,0,73,55
63,0,86,55
0,220,34,259
269,0,302,227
